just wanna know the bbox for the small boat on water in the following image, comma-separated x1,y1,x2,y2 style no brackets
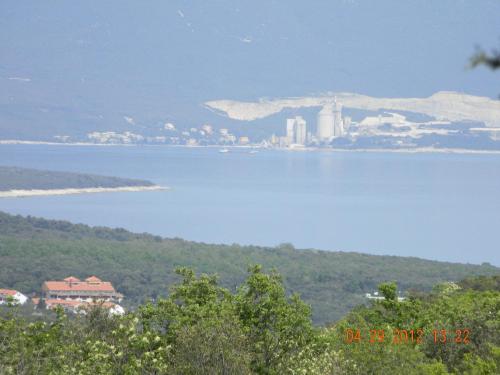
249,150,259,154
219,148,229,153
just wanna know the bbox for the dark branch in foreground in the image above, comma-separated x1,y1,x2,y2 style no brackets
470,48,500,70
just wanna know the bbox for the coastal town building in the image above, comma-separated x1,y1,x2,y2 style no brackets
333,100,343,137
286,116,307,146
164,122,176,131
279,136,290,148
295,117,307,145
286,118,295,144
219,130,236,144
201,124,213,135
37,276,124,315
87,131,144,144
42,276,123,302
0,289,28,305
365,291,406,302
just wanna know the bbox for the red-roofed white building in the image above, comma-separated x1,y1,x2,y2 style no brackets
0,289,28,305
42,276,123,303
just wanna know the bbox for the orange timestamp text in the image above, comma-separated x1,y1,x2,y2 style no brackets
344,328,470,345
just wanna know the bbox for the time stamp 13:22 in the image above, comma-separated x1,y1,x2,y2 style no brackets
345,328,471,345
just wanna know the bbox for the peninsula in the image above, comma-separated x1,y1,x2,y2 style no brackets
0,166,166,198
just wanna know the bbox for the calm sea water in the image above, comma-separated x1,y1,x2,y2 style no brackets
1,145,499,265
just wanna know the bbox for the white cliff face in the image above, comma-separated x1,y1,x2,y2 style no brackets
205,92,500,127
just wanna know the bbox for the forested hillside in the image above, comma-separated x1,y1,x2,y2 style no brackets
0,211,497,324
0,166,154,191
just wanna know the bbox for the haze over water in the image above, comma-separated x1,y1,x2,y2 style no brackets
1,144,499,266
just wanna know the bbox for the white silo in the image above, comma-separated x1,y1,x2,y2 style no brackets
317,105,335,142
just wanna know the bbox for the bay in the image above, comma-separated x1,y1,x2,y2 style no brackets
0,145,499,265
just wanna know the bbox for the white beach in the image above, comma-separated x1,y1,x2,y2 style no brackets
0,185,168,198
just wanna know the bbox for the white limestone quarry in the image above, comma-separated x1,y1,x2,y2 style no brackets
0,185,168,198
351,112,456,139
205,91,500,127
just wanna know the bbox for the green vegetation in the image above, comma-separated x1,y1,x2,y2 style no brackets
0,211,498,324
0,166,154,191
1,270,498,374
329,275,500,374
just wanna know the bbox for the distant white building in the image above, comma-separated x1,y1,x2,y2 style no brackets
201,124,213,135
164,122,176,131
286,118,295,144
87,131,144,144
359,112,408,127
365,291,406,302
154,136,167,143
317,99,344,141
295,116,307,145
317,105,335,141
333,100,344,137
0,289,28,305
34,276,125,315
279,136,290,148
286,116,307,146
270,134,279,145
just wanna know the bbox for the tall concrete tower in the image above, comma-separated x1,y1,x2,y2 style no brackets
294,116,307,145
285,116,307,145
286,118,295,144
333,99,343,137
317,105,335,142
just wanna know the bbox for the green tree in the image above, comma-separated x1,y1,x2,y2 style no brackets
235,265,315,374
378,281,397,302
172,315,251,374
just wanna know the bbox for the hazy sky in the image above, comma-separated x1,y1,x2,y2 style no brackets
1,0,499,104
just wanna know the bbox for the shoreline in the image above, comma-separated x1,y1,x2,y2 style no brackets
0,185,168,198
313,147,500,155
2,140,500,155
0,140,134,147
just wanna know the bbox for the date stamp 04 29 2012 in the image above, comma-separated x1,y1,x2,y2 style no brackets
345,328,470,345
